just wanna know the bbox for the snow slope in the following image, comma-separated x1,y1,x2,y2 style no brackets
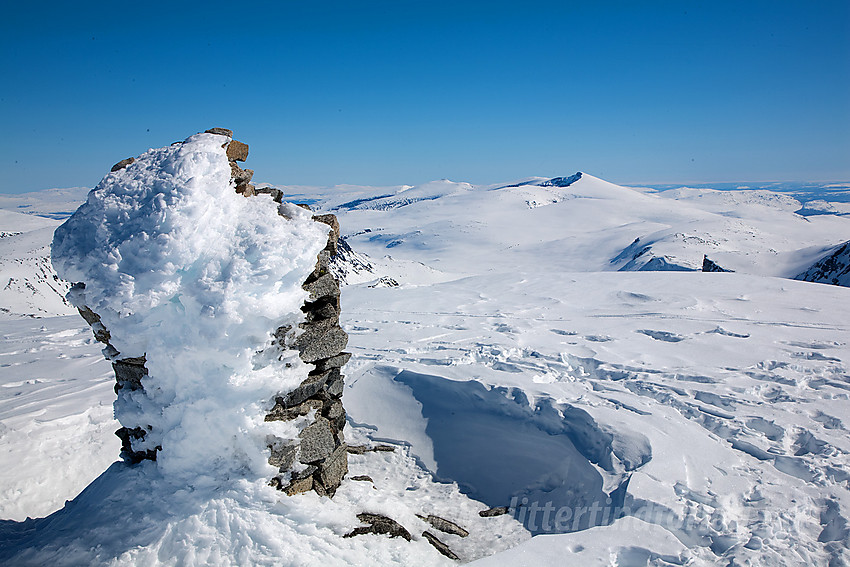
342,271,850,565
0,209,74,318
1,173,850,565
796,241,850,287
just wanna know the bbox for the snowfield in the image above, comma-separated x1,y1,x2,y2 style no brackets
1,171,849,565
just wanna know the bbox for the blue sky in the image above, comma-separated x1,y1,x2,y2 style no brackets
2,1,848,193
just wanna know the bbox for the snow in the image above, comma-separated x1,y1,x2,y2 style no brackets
340,271,850,563
0,210,74,318
51,132,331,481
2,170,850,565
0,186,90,221
285,173,850,279
796,241,850,287
0,316,116,520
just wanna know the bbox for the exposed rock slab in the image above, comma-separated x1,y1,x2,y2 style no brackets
422,531,460,560
344,513,412,541
417,514,469,537
298,417,335,463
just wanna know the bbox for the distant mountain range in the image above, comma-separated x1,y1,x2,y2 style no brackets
2,173,850,318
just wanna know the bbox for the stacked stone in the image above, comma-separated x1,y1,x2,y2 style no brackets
70,129,351,497
265,211,351,497
210,127,351,496
69,289,158,463
205,127,255,196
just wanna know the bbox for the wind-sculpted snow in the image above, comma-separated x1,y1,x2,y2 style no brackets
346,368,635,535
51,133,331,481
341,272,850,564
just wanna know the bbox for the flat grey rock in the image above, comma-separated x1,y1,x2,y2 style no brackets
294,321,348,363
318,443,348,490
298,418,335,463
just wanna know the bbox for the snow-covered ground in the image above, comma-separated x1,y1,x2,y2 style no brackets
1,173,849,565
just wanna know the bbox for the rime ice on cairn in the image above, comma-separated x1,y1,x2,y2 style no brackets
51,129,349,495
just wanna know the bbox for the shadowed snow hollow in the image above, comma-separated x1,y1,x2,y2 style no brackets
346,366,640,534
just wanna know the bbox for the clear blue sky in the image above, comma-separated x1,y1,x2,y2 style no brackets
2,1,848,193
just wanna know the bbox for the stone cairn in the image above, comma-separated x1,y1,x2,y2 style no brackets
73,128,350,497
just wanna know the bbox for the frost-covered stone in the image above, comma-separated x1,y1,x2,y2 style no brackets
52,130,331,483
265,398,323,422
112,359,146,392
53,129,350,497
230,162,254,185
268,441,297,471
281,371,332,408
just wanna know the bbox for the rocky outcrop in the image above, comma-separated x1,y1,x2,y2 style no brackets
502,172,582,189
69,129,350,495
702,255,733,273
538,172,582,188
795,241,850,287
328,237,376,285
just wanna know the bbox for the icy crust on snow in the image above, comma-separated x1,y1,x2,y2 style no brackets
51,133,330,481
